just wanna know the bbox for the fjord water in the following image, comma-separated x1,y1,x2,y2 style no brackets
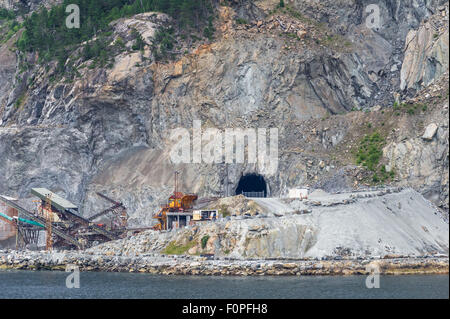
0,271,448,299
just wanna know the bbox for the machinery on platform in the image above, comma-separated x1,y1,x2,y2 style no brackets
153,171,198,231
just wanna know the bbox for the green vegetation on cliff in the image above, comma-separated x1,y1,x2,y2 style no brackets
163,240,196,255
16,0,216,73
201,235,210,249
356,132,384,171
355,131,395,183
0,8,16,20
0,9,20,43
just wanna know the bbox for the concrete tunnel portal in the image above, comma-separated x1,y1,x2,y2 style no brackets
235,174,267,197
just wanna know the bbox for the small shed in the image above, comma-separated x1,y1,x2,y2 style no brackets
288,188,309,199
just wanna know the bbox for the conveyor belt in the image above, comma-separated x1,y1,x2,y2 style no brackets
0,211,15,226
65,208,118,241
0,211,44,228
87,203,123,221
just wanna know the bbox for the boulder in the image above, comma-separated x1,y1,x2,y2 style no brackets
422,123,438,141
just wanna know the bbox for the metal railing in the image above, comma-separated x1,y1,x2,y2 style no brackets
242,191,265,198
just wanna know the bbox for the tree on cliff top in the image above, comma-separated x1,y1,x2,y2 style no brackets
16,0,215,66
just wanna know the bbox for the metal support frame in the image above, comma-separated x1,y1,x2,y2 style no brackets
88,193,128,231
45,194,53,251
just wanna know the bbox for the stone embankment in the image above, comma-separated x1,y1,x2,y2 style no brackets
0,250,448,276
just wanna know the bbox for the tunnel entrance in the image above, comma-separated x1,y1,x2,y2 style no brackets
235,174,267,198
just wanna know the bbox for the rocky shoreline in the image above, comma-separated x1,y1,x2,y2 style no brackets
0,250,448,276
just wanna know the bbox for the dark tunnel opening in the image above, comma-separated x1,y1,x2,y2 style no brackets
235,174,267,197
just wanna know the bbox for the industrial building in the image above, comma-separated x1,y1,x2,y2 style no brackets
0,189,128,250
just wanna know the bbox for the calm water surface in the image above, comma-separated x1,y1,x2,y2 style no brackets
0,270,448,299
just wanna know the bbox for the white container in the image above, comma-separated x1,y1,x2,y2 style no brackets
288,188,309,199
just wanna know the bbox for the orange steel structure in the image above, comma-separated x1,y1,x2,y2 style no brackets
45,194,53,251
153,172,198,231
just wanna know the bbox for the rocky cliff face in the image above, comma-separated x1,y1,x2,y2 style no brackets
383,74,449,210
0,0,448,225
401,4,449,92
